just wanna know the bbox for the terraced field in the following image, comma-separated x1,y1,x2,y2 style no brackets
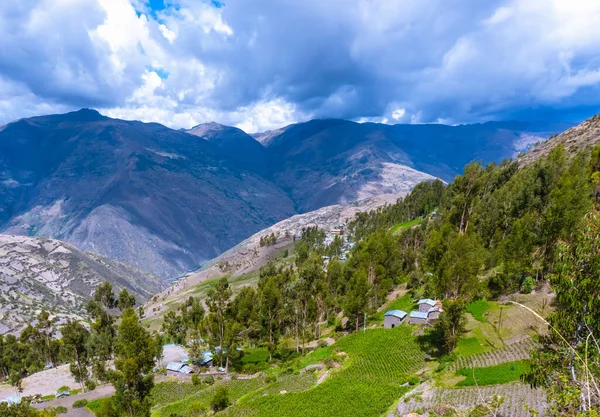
220,326,425,417
397,382,547,417
447,338,537,372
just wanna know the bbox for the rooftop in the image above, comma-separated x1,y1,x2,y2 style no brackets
418,298,436,306
384,309,407,319
410,311,429,319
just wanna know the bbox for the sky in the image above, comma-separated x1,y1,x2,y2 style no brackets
1,0,600,132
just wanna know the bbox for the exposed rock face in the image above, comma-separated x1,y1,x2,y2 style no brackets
0,109,571,282
0,234,165,334
518,114,600,166
258,119,571,212
0,109,296,280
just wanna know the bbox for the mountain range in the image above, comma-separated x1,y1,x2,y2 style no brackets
0,109,571,280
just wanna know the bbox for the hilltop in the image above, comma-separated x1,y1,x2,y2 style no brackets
0,234,164,334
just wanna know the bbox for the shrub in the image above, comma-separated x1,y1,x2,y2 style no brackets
408,375,420,385
55,406,68,414
85,379,97,391
210,386,231,411
189,401,208,415
317,339,329,348
72,399,88,408
521,276,535,294
191,374,201,386
204,375,215,385
264,374,277,383
57,386,70,393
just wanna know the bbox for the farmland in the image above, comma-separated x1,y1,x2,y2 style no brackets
456,360,530,386
397,382,548,417
220,326,425,417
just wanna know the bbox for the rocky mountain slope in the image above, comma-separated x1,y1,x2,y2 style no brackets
0,234,164,334
0,109,296,280
519,114,600,166
255,119,572,211
0,109,570,282
144,192,402,321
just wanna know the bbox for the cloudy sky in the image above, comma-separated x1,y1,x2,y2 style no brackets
1,0,600,132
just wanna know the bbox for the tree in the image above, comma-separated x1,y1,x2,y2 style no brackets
343,270,370,332
525,211,600,413
118,289,136,311
161,311,186,345
61,321,91,392
111,308,157,417
94,282,117,310
210,385,230,411
259,277,283,360
434,300,467,353
206,277,232,366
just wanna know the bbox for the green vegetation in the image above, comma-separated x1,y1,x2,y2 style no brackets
457,360,530,386
223,326,424,417
390,218,422,234
72,399,88,408
455,336,491,357
86,398,107,414
466,299,493,322
372,293,415,322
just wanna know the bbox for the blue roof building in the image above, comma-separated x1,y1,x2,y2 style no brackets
384,309,407,328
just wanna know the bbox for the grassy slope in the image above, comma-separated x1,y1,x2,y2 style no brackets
390,218,422,234
371,293,416,322
221,326,425,417
456,360,530,386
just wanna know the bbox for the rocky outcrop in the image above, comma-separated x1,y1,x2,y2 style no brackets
0,234,165,334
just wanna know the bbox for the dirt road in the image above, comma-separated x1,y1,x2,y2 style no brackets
32,385,114,416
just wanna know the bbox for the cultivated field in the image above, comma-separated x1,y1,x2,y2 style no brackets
397,382,548,417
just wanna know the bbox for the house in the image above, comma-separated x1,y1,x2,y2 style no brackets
166,361,194,374
427,301,443,321
383,310,407,328
418,299,436,312
199,350,213,367
409,311,429,324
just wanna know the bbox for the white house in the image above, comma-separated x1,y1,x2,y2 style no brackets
383,310,407,328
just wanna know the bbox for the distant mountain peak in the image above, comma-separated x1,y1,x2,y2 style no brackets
61,108,106,122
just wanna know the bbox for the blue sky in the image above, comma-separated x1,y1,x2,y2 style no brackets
0,0,600,132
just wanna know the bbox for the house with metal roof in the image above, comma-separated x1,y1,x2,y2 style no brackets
417,299,437,312
199,350,214,367
384,310,407,328
409,310,429,324
166,361,194,374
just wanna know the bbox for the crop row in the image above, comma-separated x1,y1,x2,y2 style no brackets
397,382,547,417
448,338,537,371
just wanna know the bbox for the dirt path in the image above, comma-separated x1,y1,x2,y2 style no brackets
33,385,114,416
0,364,79,398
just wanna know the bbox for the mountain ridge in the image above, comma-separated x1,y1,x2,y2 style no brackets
0,109,572,281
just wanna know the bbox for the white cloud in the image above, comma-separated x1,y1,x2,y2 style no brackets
1,0,600,131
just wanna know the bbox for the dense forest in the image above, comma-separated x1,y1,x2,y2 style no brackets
2,143,599,416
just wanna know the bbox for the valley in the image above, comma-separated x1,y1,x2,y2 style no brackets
1,113,598,417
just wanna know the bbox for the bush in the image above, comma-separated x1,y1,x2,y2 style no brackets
204,375,215,385
72,399,88,408
521,276,535,294
189,401,208,415
210,386,230,411
57,386,70,393
191,374,201,386
55,406,68,414
264,374,277,383
408,375,420,385
85,379,97,391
